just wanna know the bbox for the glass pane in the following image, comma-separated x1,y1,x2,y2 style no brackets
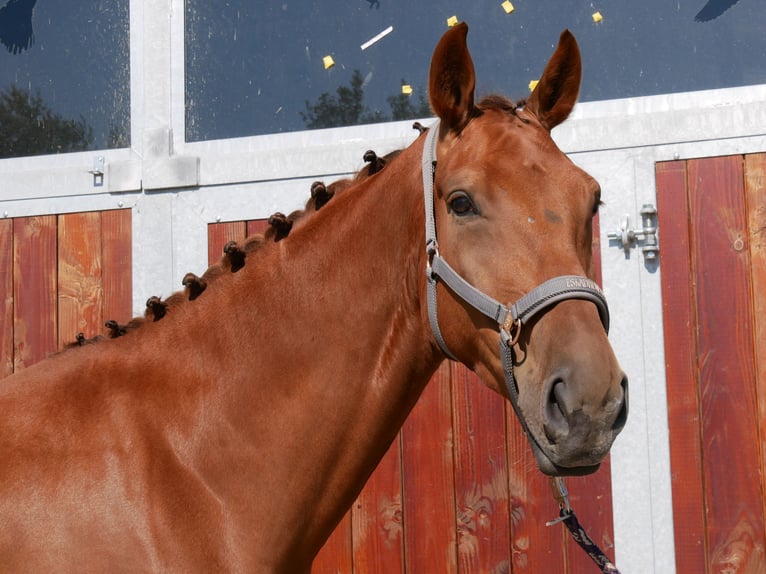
185,0,766,142
0,0,130,159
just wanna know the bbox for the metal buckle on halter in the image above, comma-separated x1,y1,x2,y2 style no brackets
425,239,439,276
546,477,573,526
500,314,522,346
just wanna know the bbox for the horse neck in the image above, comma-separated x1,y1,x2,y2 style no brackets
267,139,440,425
196,138,441,564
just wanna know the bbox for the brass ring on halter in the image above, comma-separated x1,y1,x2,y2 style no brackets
502,316,522,346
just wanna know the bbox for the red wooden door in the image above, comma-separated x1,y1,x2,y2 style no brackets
0,209,132,379
208,217,615,573
657,154,766,572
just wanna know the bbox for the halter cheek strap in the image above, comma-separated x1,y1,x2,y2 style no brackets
421,120,610,403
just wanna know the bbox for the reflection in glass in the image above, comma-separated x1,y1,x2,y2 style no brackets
0,86,92,157
185,0,765,142
694,0,741,22
0,0,130,159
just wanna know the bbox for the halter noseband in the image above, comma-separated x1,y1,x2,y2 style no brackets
421,120,610,435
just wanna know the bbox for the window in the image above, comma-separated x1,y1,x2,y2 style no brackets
184,0,765,142
0,0,130,159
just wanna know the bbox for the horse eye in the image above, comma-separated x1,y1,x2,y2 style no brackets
449,193,476,216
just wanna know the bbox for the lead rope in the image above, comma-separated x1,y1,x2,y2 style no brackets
548,478,621,574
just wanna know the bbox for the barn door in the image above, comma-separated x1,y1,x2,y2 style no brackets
0,210,132,379
657,154,766,572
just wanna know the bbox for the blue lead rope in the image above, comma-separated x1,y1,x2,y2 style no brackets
548,477,621,574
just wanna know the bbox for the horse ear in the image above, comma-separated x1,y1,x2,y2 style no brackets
429,22,475,134
526,30,582,131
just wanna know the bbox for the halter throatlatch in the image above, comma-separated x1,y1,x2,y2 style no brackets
421,120,610,429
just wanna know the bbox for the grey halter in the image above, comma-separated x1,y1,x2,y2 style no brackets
421,120,610,439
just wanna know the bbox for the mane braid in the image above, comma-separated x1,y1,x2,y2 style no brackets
65,145,408,348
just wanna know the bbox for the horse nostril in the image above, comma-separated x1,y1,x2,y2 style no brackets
544,379,569,443
612,375,629,432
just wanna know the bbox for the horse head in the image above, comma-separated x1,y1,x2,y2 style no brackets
425,23,627,476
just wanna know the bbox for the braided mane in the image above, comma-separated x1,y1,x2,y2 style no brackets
69,142,413,347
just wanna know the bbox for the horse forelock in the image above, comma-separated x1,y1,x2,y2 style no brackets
476,94,528,118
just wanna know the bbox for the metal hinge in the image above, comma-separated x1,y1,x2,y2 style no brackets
607,203,659,262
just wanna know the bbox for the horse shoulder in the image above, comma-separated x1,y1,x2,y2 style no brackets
0,344,246,569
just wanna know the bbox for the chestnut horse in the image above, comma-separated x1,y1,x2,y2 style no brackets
0,24,627,572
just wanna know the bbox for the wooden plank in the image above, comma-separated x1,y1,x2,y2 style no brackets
351,435,404,574
744,153,766,540
101,209,133,325
312,513,353,574
401,363,457,573
207,221,246,267
450,364,511,573
565,463,615,571
688,155,766,569
13,216,58,370
246,219,269,237
57,212,104,349
506,401,566,572
0,219,12,378
655,160,708,572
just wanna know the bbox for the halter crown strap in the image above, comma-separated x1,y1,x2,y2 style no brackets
422,120,440,254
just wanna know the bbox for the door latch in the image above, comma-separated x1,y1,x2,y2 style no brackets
88,155,105,187
607,204,659,261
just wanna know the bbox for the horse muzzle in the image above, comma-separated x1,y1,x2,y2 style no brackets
531,371,629,476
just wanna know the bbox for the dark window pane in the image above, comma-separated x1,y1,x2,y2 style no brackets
0,0,130,159
184,0,766,142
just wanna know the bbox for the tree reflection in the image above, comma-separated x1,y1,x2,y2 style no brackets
301,69,431,130
387,86,432,122
0,86,93,158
